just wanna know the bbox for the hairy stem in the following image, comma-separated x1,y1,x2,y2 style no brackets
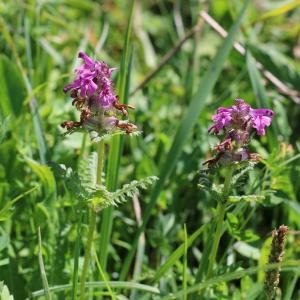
79,140,105,300
206,165,234,279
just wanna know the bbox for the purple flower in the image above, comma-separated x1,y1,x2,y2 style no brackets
205,98,272,168
61,52,136,136
208,108,232,134
250,108,274,136
64,51,117,109
208,99,274,136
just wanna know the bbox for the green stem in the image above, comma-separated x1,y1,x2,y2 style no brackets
79,140,105,300
206,165,234,279
71,210,83,300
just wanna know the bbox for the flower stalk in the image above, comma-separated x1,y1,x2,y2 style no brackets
62,52,137,299
206,164,234,279
79,140,105,300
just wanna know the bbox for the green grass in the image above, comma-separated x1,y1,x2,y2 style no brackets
1,0,300,299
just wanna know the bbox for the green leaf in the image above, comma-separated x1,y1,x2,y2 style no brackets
248,43,300,92
31,281,161,298
99,0,136,270
0,55,26,118
153,224,206,282
227,195,265,203
0,186,38,221
233,241,260,260
159,261,300,299
24,157,56,205
92,176,158,210
0,281,14,300
0,116,10,145
38,228,52,300
258,236,272,282
259,0,300,20
120,0,250,280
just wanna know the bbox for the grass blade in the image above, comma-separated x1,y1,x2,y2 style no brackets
0,18,47,164
246,50,278,149
71,210,83,300
160,260,300,300
120,0,250,280
31,282,161,298
153,224,206,282
38,228,52,300
93,246,117,300
98,0,136,270
183,225,188,300
259,0,300,21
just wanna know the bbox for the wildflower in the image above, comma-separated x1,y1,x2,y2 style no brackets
61,51,136,135
205,98,274,167
208,99,274,136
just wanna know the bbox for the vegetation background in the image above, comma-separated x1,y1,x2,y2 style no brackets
0,0,300,299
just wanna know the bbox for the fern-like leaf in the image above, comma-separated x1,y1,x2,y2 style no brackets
231,161,257,186
227,194,265,203
93,176,159,210
90,130,142,143
79,152,99,189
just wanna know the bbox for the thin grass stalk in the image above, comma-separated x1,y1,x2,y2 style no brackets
98,0,135,271
206,165,234,279
160,261,300,300
93,247,116,300
71,209,83,300
31,281,161,298
38,227,52,300
79,140,105,300
183,224,188,300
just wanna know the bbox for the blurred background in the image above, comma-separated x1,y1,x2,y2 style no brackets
0,0,300,299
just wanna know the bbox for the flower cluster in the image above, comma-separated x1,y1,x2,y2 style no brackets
61,51,136,135
205,99,274,167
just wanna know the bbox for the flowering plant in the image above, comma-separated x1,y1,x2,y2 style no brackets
205,99,274,167
202,98,275,281
61,51,136,135
59,52,157,300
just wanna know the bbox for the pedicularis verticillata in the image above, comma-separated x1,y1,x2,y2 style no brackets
204,98,275,280
61,51,136,136
60,52,157,300
205,98,274,168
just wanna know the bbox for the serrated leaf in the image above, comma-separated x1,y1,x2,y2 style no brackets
90,130,142,143
228,195,265,203
95,176,159,210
